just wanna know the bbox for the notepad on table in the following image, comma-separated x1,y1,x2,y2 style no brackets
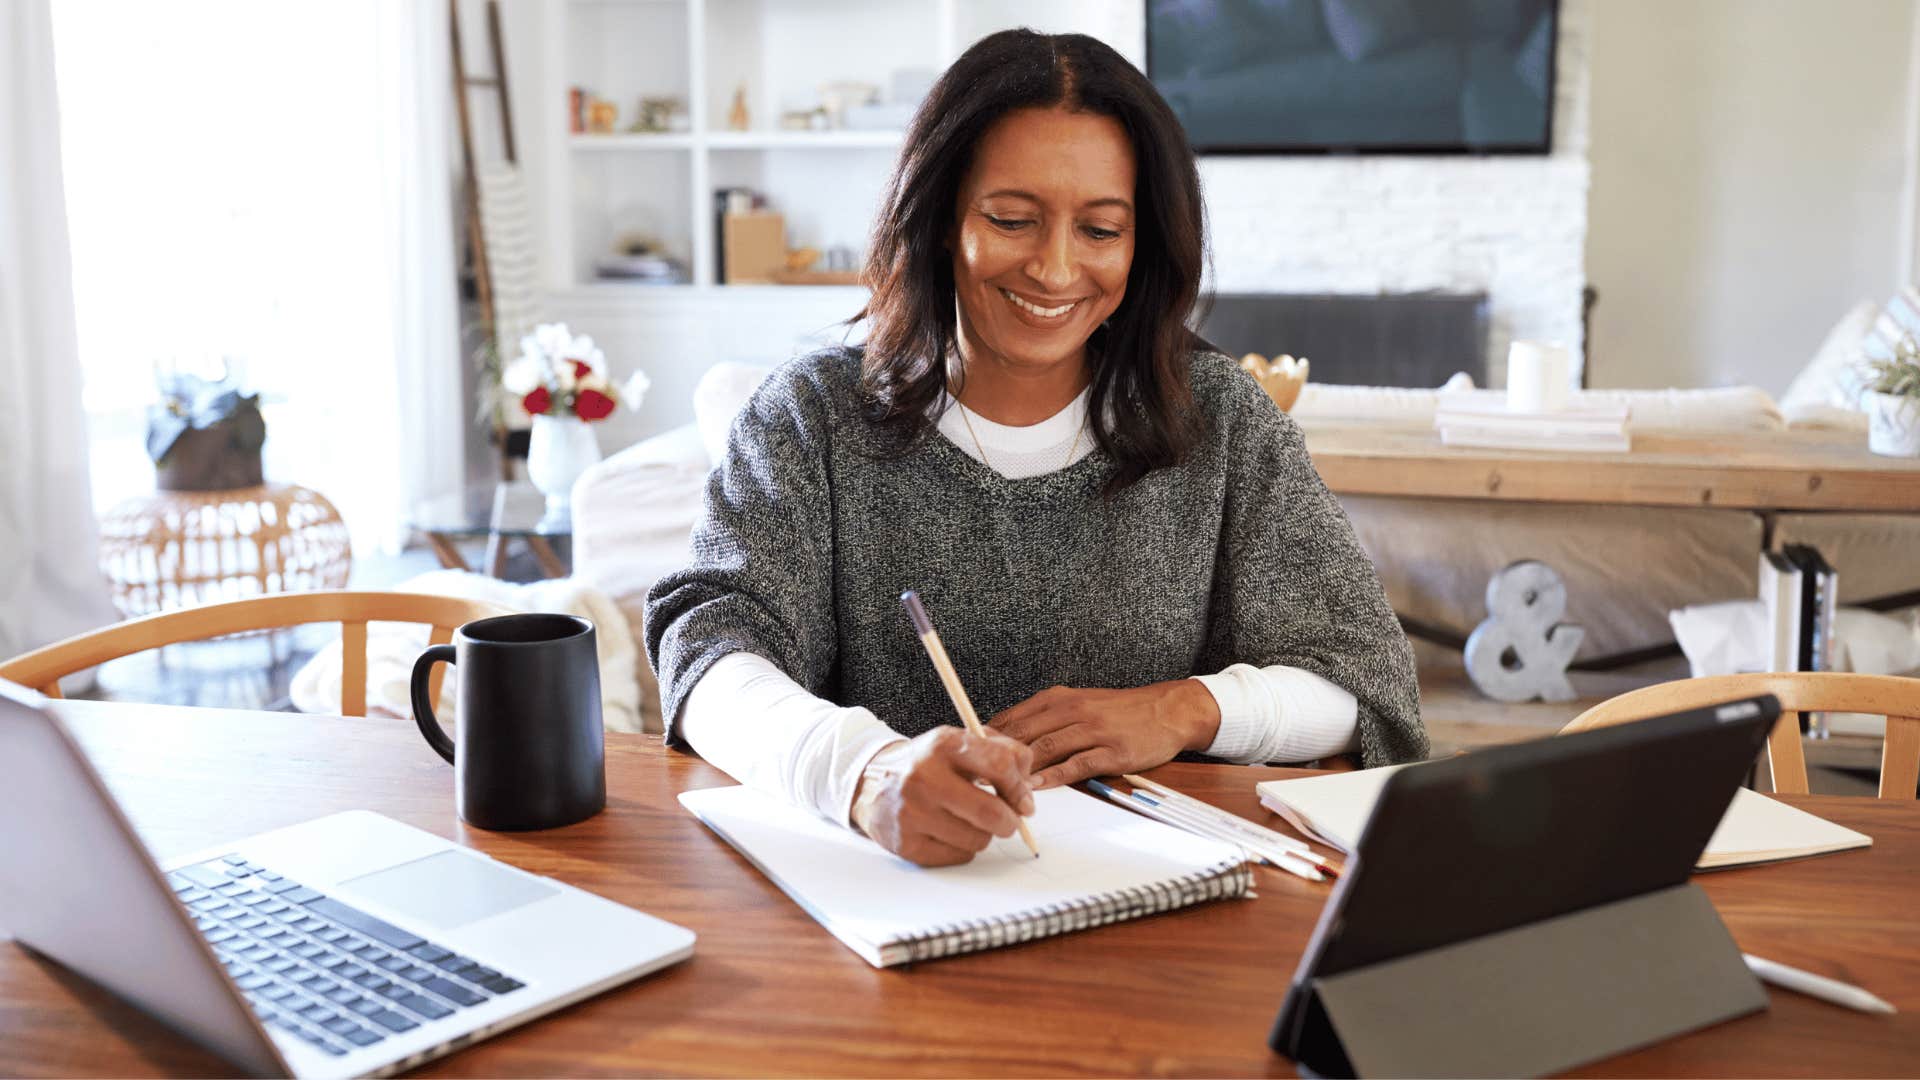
1255,765,1870,870
679,784,1253,967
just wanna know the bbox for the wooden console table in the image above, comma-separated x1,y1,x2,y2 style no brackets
1301,424,1920,513
1300,423,1920,690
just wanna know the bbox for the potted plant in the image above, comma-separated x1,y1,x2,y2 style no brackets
1863,333,1920,457
501,323,650,519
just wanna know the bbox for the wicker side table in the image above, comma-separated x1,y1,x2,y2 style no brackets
97,484,352,618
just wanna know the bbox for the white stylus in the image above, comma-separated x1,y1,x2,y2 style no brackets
1744,953,1897,1014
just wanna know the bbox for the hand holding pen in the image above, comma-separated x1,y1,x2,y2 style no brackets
900,591,1040,858
843,591,1039,866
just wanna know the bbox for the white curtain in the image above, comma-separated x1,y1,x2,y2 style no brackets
54,1,465,557
377,1,466,538
0,0,118,660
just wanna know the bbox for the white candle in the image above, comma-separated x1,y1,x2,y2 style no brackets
1507,340,1571,414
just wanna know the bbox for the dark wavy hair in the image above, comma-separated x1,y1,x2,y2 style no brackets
854,29,1208,496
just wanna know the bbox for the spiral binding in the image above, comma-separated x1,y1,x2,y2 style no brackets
891,858,1254,964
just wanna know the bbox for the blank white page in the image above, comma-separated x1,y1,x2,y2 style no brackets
1255,765,1414,852
679,784,1244,965
1257,768,1873,870
1699,787,1872,868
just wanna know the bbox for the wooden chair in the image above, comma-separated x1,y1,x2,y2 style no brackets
1561,672,1920,800
0,591,512,717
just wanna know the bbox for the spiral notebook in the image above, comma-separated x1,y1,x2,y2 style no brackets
679,784,1253,967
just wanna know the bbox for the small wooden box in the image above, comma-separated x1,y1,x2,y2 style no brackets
723,211,786,284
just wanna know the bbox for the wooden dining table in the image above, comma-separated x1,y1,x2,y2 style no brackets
5,700,1918,1077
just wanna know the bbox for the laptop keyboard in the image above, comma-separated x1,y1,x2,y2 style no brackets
166,854,526,1058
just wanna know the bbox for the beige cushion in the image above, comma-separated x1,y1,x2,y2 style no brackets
1341,495,1766,656
693,362,776,466
570,424,711,733
1769,512,1920,607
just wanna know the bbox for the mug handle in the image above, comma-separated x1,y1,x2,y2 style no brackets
410,644,457,764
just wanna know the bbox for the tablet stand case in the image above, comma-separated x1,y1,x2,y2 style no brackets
1277,882,1767,1078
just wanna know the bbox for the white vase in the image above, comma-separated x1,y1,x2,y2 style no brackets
1865,390,1920,457
527,413,603,521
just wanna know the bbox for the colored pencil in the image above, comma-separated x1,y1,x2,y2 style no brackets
1088,780,1324,883
1124,773,1335,868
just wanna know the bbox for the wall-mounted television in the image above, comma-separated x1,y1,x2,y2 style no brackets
1146,0,1559,155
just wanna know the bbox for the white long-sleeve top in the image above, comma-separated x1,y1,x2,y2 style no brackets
678,388,1359,825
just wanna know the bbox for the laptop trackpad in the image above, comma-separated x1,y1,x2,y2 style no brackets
342,850,558,931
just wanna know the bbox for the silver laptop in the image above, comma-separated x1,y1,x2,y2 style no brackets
0,680,695,1078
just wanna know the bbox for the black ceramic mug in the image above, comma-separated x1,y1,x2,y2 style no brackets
409,613,606,831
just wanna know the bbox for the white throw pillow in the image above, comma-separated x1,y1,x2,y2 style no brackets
692,361,777,467
1780,299,1880,414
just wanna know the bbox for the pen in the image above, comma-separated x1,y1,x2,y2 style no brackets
1088,780,1324,883
1123,773,1334,868
1743,953,1896,1014
899,590,1040,858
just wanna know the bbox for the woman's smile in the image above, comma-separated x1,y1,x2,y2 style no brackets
999,286,1085,323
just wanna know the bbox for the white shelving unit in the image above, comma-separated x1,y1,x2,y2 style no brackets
545,0,963,293
526,0,1140,450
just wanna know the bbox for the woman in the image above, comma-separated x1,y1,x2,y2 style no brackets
646,29,1423,867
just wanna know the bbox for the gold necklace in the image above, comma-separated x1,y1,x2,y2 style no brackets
957,399,1085,475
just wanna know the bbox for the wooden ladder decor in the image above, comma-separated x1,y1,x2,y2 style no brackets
449,0,519,478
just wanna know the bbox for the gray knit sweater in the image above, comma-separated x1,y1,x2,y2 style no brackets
646,347,1426,768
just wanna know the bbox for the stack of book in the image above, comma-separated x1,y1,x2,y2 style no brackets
1760,545,1839,671
593,252,685,283
1434,395,1631,452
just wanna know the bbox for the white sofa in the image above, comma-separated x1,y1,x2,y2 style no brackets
574,361,1919,734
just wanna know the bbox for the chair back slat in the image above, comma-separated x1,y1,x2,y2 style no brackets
0,591,512,718
1563,673,1920,801
1767,710,1811,795
340,621,369,717
1883,716,1920,799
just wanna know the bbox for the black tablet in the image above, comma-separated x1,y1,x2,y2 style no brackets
1270,694,1778,1076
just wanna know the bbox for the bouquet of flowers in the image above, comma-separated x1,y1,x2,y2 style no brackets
502,323,650,422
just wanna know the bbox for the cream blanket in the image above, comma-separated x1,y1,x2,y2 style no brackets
289,570,644,732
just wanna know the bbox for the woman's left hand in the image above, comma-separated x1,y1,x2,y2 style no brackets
988,680,1221,789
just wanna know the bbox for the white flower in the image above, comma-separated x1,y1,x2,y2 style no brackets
526,323,572,360
571,334,603,373
622,369,651,411
501,356,544,395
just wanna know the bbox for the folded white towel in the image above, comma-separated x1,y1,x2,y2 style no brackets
289,570,645,732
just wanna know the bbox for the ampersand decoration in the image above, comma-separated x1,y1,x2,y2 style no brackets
1464,560,1586,703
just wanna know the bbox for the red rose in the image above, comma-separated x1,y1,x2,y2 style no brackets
522,386,552,415
574,388,616,421
571,359,594,379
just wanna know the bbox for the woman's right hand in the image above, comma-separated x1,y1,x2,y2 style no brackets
849,726,1036,866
